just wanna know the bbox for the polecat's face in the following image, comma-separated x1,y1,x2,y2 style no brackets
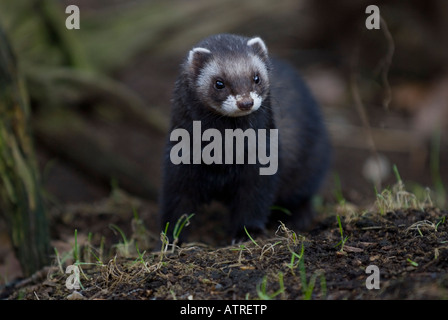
186,37,270,117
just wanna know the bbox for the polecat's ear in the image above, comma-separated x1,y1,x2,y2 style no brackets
187,47,211,76
247,37,268,61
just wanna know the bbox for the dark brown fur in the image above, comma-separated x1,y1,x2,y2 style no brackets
159,34,331,242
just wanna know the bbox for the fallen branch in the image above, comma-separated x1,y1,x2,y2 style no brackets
34,108,159,201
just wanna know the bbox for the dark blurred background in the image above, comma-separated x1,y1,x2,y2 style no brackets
0,0,447,281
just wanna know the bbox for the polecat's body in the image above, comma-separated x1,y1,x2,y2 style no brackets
160,34,330,241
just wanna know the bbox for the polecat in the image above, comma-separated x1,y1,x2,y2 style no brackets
159,33,330,242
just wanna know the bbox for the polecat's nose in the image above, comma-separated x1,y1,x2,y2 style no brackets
237,98,254,111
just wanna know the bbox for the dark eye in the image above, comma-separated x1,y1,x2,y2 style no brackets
215,80,225,90
253,74,260,84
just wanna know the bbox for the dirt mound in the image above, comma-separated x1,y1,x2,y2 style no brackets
2,205,447,300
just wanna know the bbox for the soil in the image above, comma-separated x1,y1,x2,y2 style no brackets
1,1,448,301
1,191,447,300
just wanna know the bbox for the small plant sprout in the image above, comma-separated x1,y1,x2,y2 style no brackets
159,214,195,256
259,241,282,261
298,257,326,300
275,221,303,246
83,232,92,263
70,229,90,290
430,128,446,208
159,222,170,260
423,187,434,207
172,213,195,250
244,226,260,247
335,215,349,252
375,164,435,213
274,221,306,274
133,244,150,272
73,229,80,263
256,272,285,300
434,248,440,260
435,216,446,232
54,247,64,274
99,235,105,263
231,244,252,264
109,224,132,257
407,258,418,267
287,241,305,275
333,173,346,205
392,165,420,209
270,205,292,216
406,220,440,237
80,232,103,265
131,207,150,249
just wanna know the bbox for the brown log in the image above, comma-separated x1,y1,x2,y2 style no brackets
0,25,50,277
33,108,159,201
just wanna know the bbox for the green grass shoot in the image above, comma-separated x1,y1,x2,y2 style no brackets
435,216,446,231
244,226,259,247
298,257,326,300
173,213,195,241
256,272,285,300
407,258,418,267
335,215,349,252
430,129,446,207
73,229,79,263
109,224,131,257
287,241,305,275
333,173,346,205
270,205,292,216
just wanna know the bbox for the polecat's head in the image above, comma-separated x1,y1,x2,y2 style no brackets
184,34,270,117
